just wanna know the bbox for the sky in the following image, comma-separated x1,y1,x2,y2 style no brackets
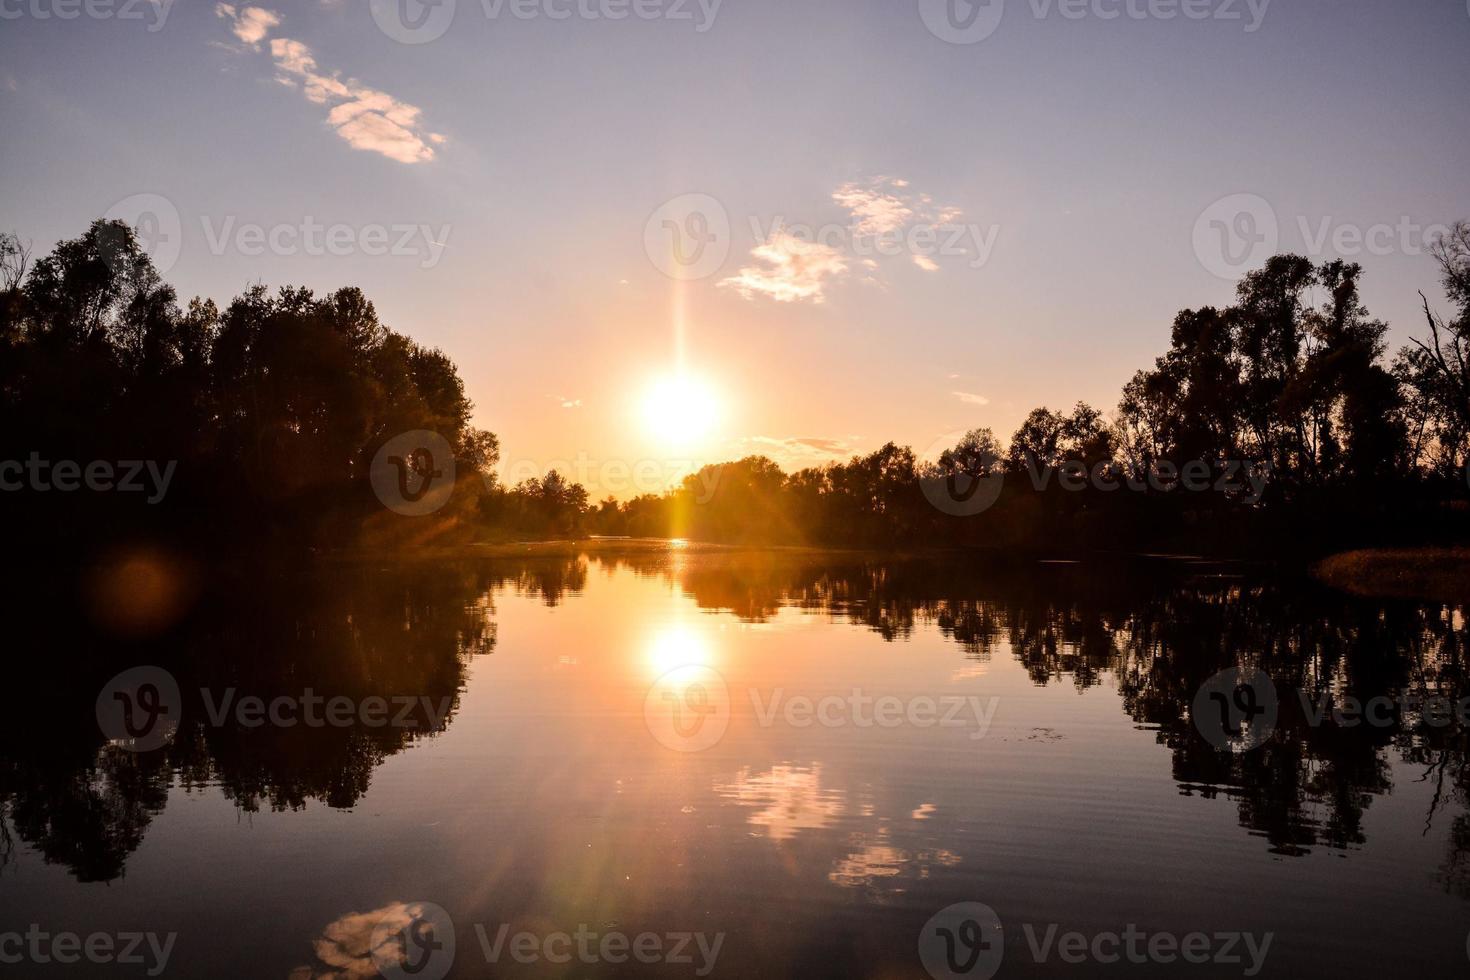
1,0,1467,498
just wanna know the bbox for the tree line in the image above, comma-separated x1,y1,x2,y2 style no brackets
0,220,496,556
590,228,1470,555
2,219,1467,559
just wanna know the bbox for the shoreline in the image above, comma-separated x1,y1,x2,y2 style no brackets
319,538,865,563
320,537,1272,568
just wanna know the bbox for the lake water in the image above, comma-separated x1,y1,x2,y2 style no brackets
2,551,1468,977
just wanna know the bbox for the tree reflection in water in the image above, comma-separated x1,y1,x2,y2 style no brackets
2,552,1467,894
0,557,588,883
620,552,1470,872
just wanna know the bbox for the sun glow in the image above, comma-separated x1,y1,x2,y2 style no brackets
645,624,716,677
640,373,722,448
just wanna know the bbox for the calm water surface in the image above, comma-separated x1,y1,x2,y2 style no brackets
3,552,1468,977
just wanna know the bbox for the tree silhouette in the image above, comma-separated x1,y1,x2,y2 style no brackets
4,218,1468,556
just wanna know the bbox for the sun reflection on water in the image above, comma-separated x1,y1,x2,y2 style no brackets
645,623,716,677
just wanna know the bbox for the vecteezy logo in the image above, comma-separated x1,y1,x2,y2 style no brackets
918,0,1005,44
918,433,1005,516
1193,193,1278,280
1193,666,1278,752
371,0,457,43
918,902,1004,980
370,902,456,980
102,193,183,276
643,193,730,281
370,430,456,516
644,664,730,752
96,666,182,752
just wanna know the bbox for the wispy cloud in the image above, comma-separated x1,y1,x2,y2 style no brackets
216,4,278,46
833,176,964,241
832,179,914,237
719,231,848,304
724,177,969,304
789,437,849,454
746,435,853,465
215,6,444,164
951,391,990,406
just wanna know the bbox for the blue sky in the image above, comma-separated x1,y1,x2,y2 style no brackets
1,0,1466,494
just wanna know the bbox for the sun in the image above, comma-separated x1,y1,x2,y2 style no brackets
641,373,722,448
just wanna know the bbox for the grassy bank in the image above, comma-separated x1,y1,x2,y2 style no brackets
1314,547,1470,604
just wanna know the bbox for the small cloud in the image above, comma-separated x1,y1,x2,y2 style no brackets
3,75,16,92
216,3,280,47
720,231,847,304
560,398,582,409
328,104,438,164
833,179,913,238
827,176,969,288
952,391,989,406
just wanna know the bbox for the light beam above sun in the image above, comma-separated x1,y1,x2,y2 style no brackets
640,372,722,449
